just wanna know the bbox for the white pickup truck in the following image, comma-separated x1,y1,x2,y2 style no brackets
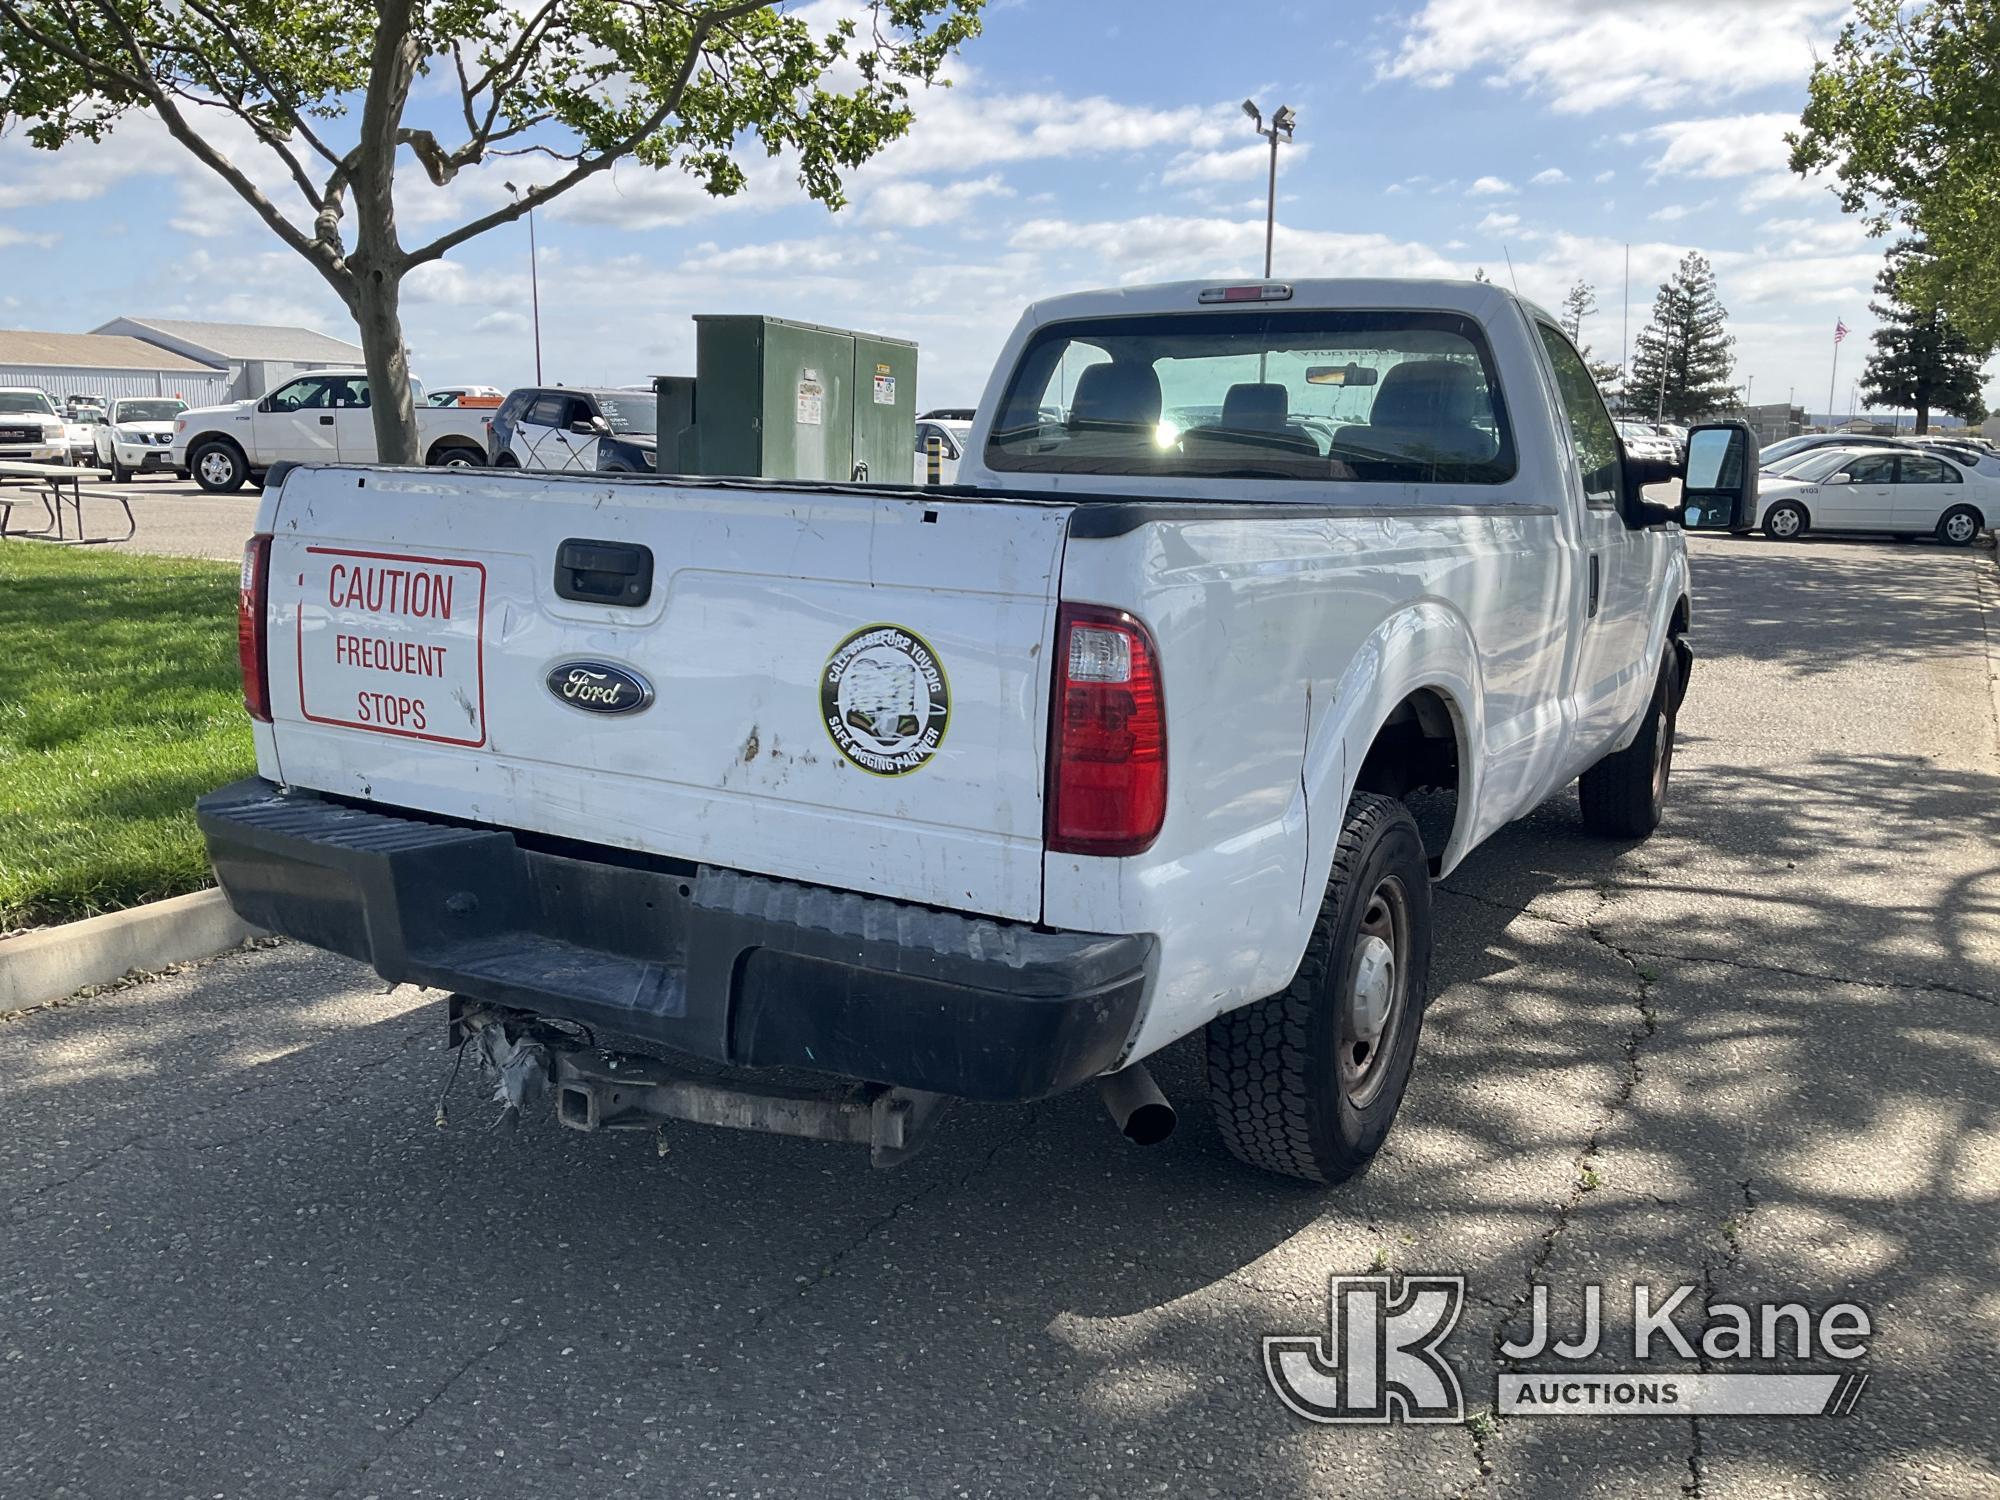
198,278,1692,1183
171,369,491,492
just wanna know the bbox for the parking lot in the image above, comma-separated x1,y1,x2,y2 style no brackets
2,531,1997,1499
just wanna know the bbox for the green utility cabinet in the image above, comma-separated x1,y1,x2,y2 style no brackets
660,316,917,482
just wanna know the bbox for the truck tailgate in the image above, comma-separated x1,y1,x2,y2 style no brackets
263,468,1070,922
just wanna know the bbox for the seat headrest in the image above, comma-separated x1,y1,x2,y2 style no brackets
1222,383,1290,431
1369,360,1482,429
1070,362,1162,429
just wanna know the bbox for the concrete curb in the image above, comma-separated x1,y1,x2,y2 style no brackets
0,889,263,1013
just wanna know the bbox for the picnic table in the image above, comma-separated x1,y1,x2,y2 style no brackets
0,461,131,544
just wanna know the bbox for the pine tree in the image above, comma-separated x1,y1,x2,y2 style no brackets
1628,251,1738,422
1560,278,1624,403
1561,279,1596,342
1859,242,1992,433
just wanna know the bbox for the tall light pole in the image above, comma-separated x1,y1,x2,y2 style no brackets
504,182,543,384
1243,100,1296,278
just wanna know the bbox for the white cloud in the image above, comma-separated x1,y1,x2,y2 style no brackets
866,87,1235,178
1530,167,1569,185
1650,204,1690,223
1594,170,1615,184
1007,214,1463,287
1643,113,1799,180
863,174,1013,227
1477,211,1521,233
680,237,884,275
1382,0,1851,114
1162,141,1311,187
1468,176,1516,197
0,227,58,250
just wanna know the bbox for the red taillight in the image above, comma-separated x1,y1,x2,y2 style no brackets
238,533,272,722
1047,604,1166,857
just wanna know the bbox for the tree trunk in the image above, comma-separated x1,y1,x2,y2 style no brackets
1914,398,1930,435
352,270,421,464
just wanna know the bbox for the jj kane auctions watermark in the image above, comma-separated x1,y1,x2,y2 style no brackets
1265,1276,1872,1424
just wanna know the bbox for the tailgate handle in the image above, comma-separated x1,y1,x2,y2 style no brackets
555,538,654,607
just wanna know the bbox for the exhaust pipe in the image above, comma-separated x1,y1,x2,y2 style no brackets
1097,1063,1176,1146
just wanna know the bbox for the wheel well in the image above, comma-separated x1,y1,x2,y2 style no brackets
1354,687,1463,868
188,431,244,459
1670,595,1690,638
425,438,484,465
1944,501,1984,525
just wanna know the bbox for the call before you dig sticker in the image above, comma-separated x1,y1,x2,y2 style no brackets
297,546,488,746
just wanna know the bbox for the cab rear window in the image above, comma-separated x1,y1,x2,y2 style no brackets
985,310,1515,484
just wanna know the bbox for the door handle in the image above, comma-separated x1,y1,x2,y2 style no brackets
318,415,334,426
1588,553,1601,618
555,538,654,606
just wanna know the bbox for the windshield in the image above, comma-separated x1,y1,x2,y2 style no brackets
0,390,57,416
112,399,186,423
985,309,1515,484
590,391,657,436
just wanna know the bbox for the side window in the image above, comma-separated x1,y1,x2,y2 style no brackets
524,394,567,428
1844,454,1896,485
563,397,596,429
267,377,328,411
1899,455,1957,485
1536,324,1622,508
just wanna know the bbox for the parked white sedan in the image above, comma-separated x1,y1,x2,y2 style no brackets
1756,447,1990,545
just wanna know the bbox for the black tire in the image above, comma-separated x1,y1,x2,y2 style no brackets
1579,650,1680,838
1936,505,1983,547
1206,792,1432,1184
429,444,484,469
189,439,247,493
1762,501,1808,540
110,457,131,483
494,451,520,469
172,468,188,482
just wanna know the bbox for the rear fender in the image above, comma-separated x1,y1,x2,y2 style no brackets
1305,600,1484,899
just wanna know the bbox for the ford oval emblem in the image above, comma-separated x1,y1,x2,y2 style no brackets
546,660,655,716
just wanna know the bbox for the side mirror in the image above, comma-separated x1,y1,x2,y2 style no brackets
569,417,606,436
1621,447,1683,528
1677,421,1758,533
1823,471,1852,485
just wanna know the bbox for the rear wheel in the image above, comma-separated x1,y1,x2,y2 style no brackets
1763,501,1808,540
1579,650,1680,838
1206,792,1431,1184
1936,505,1982,547
429,444,484,469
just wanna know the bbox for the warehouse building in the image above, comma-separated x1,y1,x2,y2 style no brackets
0,328,230,406
92,316,363,401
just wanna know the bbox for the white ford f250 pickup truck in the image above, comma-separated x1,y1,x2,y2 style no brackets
198,278,1692,1183
172,369,491,493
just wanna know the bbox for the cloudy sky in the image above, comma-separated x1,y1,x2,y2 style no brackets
2,0,1992,418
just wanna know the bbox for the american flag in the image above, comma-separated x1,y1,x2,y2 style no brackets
1834,319,1850,343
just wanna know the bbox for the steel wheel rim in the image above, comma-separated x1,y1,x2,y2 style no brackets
1944,513,1975,543
443,452,475,467
1340,875,1410,1110
1769,508,1800,537
198,451,233,485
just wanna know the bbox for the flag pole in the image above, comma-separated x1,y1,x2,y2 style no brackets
1826,328,1841,427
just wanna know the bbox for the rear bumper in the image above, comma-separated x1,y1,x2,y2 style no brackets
196,778,1152,1102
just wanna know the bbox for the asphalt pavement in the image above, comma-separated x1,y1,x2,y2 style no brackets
2,534,1996,1499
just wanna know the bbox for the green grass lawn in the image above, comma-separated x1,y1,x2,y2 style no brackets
0,544,254,931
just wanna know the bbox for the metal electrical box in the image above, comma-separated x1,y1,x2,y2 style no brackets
664,316,917,482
